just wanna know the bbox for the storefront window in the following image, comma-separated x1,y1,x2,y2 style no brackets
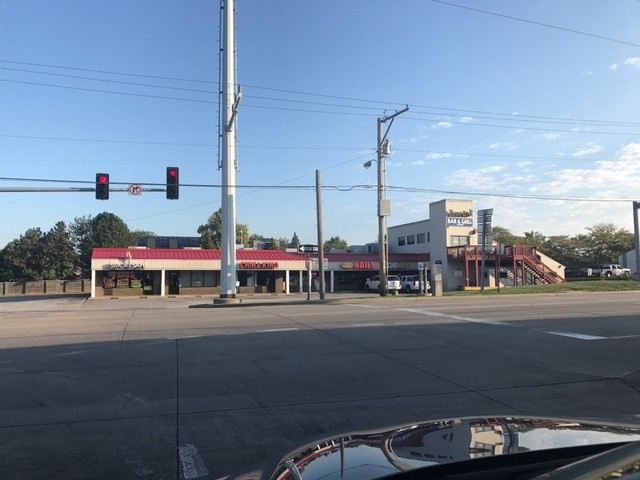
407,234,415,245
192,271,204,287
102,271,143,289
417,233,425,244
398,236,405,246
450,235,469,246
204,271,216,287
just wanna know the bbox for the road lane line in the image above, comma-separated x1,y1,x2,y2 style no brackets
543,331,607,341
258,328,299,333
397,308,514,327
179,444,209,479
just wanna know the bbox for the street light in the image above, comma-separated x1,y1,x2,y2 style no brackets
364,107,408,296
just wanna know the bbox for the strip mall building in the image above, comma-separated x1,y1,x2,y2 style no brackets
90,198,565,298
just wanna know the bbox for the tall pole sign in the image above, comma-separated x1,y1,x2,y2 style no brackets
477,208,493,292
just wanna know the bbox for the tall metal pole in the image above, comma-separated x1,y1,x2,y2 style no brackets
377,117,388,296
480,211,487,292
219,0,238,299
634,202,640,275
316,170,326,300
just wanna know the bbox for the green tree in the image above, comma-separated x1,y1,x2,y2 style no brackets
523,231,547,249
0,240,21,281
70,212,133,276
69,215,94,276
492,226,523,245
289,232,301,250
7,228,46,281
583,223,634,264
91,212,131,248
323,235,348,251
197,208,250,249
42,221,79,280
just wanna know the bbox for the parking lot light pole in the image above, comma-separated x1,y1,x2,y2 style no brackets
364,107,408,297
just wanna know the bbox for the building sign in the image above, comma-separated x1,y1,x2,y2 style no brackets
239,262,279,269
388,262,410,269
352,261,376,269
104,263,145,270
447,208,473,226
447,217,473,226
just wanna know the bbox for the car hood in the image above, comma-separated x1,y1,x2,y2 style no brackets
269,416,640,480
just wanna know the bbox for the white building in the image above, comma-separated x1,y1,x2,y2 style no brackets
389,199,565,291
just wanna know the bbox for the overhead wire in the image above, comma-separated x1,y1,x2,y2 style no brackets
0,175,633,203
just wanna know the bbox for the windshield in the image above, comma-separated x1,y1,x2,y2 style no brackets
1,2,639,480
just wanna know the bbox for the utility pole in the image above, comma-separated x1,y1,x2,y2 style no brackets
218,0,241,303
316,170,325,300
633,202,640,276
376,107,408,296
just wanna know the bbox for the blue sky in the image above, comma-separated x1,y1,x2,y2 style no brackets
1,0,639,249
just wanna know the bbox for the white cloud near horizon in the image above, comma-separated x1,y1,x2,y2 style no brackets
432,121,452,129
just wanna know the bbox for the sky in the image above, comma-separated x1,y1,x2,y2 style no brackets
1,0,639,249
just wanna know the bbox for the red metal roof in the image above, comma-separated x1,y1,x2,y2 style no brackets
92,248,429,262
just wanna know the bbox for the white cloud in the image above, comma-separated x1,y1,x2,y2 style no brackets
625,57,640,69
425,152,455,159
432,121,452,129
537,132,561,141
460,116,474,123
531,142,640,196
445,168,498,190
609,63,619,71
572,142,603,158
489,142,516,150
517,161,533,168
581,70,594,76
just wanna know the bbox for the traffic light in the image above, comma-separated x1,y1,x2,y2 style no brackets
95,173,109,200
166,167,179,200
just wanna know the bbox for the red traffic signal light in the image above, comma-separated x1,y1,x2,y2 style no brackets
95,173,109,200
166,167,179,200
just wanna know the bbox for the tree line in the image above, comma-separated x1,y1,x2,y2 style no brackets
493,223,634,275
4,210,623,283
0,209,349,282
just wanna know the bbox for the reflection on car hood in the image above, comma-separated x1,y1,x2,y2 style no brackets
270,417,640,480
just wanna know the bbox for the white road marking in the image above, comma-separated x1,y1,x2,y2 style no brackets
353,323,385,327
179,444,209,479
259,328,299,333
397,308,514,327
543,331,607,341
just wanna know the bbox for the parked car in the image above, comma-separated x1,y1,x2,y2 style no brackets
399,274,430,293
364,275,401,292
581,264,631,278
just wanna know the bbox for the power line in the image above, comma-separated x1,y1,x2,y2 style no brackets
2,62,638,129
0,59,216,84
0,78,217,104
0,176,634,203
430,0,640,48
0,66,218,95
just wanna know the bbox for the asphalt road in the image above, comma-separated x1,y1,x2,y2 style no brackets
1,292,639,479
